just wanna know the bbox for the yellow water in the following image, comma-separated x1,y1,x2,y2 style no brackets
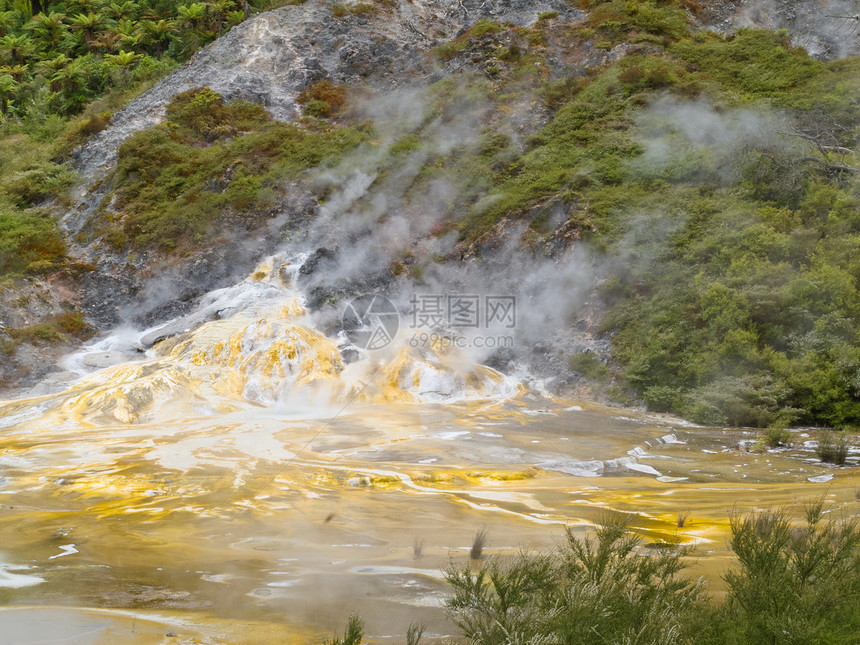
0,256,857,643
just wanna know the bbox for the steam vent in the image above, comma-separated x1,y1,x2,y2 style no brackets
0,0,858,642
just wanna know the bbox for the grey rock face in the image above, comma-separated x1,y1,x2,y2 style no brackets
705,0,860,60
64,0,578,235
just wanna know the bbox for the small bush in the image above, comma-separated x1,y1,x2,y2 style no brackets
433,20,504,60
815,428,850,465
715,507,860,644
446,514,703,644
8,321,63,343
760,422,791,448
164,87,270,142
297,81,348,118
6,312,94,344
568,351,610,381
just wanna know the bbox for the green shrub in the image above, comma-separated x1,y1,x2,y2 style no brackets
815,428,850,465
568,351,610,381
0,209,65,276
433,20,505,60
586,0,690,45
105,89,371,252
712,507,860,644
445,514,703,644
759,424,791,448
164,87,270,142
6,312,93,343
297,80,348,118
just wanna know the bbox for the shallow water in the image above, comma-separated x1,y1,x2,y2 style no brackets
1,254,858,643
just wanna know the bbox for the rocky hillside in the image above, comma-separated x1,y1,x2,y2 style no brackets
1,0,858,429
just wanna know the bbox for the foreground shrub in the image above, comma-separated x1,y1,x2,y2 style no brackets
332,506,860,644
705,505,860,644
445,515,703,644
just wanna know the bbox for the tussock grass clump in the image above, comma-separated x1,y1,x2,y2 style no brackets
815,428,850,465
325,612,364,645
405,622,425,645
470,527,488,559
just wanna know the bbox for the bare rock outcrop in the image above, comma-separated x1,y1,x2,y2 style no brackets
703,0,860,60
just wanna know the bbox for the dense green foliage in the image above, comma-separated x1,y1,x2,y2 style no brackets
696,506,860,644
0,0,287,277
0,0,274,117
0,116,70,274
418,2,860,428
0,206,64,273
101,87,371,251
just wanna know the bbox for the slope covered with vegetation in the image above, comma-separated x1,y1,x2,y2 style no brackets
1,0,858,429
0,0,291,276
406,1,860,429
